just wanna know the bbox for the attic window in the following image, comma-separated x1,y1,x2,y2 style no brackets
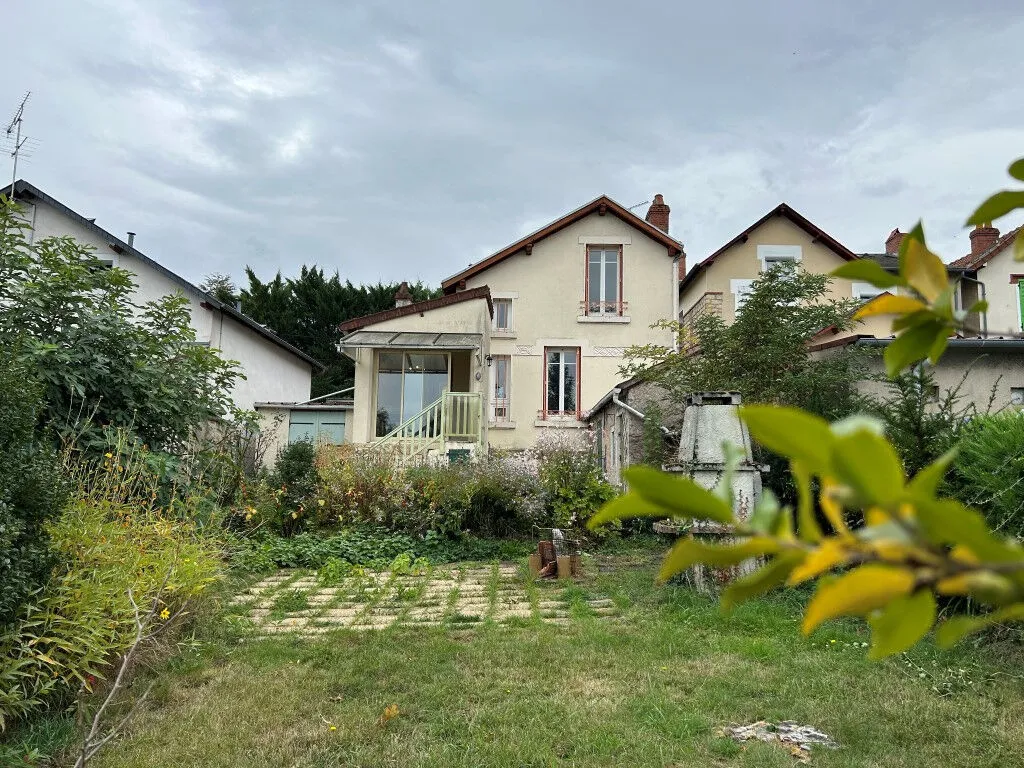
853,282,884,301
758,245,802,272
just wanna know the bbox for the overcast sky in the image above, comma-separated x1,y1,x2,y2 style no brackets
5,0,1024,289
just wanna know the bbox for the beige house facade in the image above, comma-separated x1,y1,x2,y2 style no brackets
337,195,684,457
949,224,1024,338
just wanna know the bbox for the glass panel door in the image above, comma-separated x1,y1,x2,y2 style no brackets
375,351,450,437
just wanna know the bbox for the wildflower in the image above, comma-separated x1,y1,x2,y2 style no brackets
104,452,113,458
160,608,170,620
329,725,337,731
830,639,837,644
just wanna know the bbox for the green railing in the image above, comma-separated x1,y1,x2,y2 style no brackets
372,391,482,466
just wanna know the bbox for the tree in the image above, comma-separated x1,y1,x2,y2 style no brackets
241,266,439,397
199,272,239,305
0,353,66,628
0,197,241,454
622,266,865,422
591,159,1024,657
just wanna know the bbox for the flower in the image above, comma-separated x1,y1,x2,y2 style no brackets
329,725,337,731
104,452,113,459
160,608,170,620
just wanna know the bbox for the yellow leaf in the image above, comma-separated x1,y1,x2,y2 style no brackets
902,237,949,302
853,294,927,319
936,571,1015,600
802,564,915,635
787,539,851,584
864,507,889,526
819,480,852,538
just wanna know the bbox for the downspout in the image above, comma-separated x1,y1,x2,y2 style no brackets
612,389,672,436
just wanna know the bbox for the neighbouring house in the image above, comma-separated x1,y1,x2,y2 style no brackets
808,334,1024,410
948,223,1024,338
678,203,892,333
337,194,685,461
3,180,321,428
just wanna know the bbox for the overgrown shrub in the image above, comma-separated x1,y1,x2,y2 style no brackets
0,455,221,729
533,431,617,530
273,440,319,535
466,455,546,536
0,356,66,629
946,412,1024,539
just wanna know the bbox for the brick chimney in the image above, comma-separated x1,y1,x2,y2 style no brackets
645,194,670,233
394,281,413,307
969,223,999,259
885,228,904,254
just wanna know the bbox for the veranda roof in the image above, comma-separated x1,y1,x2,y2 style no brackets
338,330,483,356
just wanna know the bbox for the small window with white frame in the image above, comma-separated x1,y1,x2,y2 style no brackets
853,282,886,301
757,244,802,272
493,298,513,333
731,278,754,313
490,354,511,422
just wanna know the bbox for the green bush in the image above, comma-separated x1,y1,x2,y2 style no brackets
534,432,617,530
946,412,1024,539
0,456,221,729
0,356,66,629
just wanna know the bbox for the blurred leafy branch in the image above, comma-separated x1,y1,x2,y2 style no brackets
590,157,1024,658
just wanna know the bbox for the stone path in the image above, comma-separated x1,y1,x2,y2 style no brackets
229,563,617,638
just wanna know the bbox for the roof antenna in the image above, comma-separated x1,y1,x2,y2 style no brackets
4,92,33,200
627,199,650,212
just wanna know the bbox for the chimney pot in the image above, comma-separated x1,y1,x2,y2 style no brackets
394,281,413,307
127,231,136,247
885,228,904,254
969,223,999,259
645,194,670,233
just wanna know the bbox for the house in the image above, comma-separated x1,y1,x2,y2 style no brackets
585,376,680,488
3,180,321,424
948,223,1024,337
678,203,890,332
337,194,685,460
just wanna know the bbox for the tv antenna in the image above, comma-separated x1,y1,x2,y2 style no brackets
5,92,34,199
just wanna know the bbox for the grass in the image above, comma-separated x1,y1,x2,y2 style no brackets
67,549,1024,767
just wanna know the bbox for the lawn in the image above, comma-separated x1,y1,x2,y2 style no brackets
88,548,1023,768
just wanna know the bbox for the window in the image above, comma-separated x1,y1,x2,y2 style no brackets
853,282,885,301
586,246,622,315
757,245,802,272
375,352,449,436
288,409,347,445
731,279,754,313
544,347,579,417
490,354,511,422
493,298,513,332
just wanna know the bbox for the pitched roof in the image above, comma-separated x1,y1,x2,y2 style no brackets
679,203,859,294
440,195,684,293
860,252,900,272
948,226,1022,271
338,285,492,332
2,180,322,369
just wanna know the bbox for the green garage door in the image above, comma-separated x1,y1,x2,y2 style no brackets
288,410,347,445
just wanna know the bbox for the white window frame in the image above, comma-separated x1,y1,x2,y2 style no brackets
731,278,754,313
853,282,885,301
489,354,511,423
492,298,513,333
757,244,802,272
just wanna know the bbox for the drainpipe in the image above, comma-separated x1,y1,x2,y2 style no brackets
957,274,988,337
611,389,672,436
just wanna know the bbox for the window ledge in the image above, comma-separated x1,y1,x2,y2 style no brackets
576,315,630,324
492,330,517,339
533,417,587,428
489,421,517,429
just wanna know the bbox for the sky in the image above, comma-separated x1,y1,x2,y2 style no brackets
4,0,1024,289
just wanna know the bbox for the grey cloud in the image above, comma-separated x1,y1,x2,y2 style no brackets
5,0,1024,290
